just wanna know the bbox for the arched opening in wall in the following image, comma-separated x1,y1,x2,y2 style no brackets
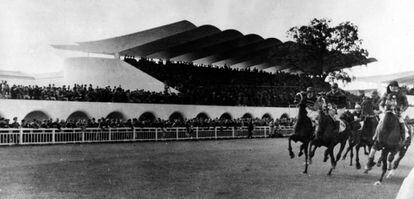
23,111,50,122
106,111,126,120
280,113,290,119
67,111,90,122
219,112,232,120
242,113,253,119
169,111,185,121
196,112,210,120
139,112,156,122
262,113,273,120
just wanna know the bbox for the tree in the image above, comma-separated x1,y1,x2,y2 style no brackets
271,18,374,83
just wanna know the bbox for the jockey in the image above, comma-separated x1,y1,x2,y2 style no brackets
303,87,324,127
370,90,382,120
325,83,347,132
351,104,363,122
365,80,409,170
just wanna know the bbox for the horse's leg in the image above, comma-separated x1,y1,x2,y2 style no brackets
298,143,304,157
375,149,389,185
288,136,295,158
309,140,317,165
350,144,354,166
336,140,346,162
355,144,361,169
343,145,351,160
393,146,408,170
323,148,329,162
364,145,369,155
376,151,383,167
386,150,398,179
303,142,309,174
327,146,336,176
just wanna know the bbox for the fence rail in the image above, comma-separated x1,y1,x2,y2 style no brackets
0,126,295,146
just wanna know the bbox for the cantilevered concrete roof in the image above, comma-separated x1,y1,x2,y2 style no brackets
52,20,376,73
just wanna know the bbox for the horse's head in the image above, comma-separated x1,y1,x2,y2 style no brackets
339,110,353,123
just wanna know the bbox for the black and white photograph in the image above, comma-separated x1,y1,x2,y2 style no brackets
0,0,413,198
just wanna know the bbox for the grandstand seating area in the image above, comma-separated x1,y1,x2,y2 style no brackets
0,59,361,108
124,57,331,107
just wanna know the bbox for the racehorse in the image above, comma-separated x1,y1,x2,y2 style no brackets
334,110,361,162
342,115,378,169
308,106,339,176
376,124,411,178
364,110,404,184
288,92,314,174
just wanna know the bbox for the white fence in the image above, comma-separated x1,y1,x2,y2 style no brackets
0,126,295,146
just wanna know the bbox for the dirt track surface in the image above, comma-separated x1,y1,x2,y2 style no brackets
0,138,412,199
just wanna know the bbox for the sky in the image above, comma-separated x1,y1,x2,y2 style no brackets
1,0,413,77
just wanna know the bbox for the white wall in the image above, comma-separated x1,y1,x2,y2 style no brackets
0,99,296,121
63,57,176,92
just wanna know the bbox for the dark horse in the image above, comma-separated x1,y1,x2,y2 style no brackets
308,109,359,175
342,115,378,169
364,110,404,184
288,92,314,174
377,124,411,179
308,108,339,176
334,111,361,162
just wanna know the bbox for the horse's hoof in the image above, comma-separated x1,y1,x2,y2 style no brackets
323,157,328,162
342,156,346,160
298,152,303,157
386,170,395,179
374,181,382,186
303,171,308,174
376,162,381,167
289,152,295,159
364,152,369,155
356,163,361,170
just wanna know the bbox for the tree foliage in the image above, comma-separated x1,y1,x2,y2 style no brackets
273,18,373,83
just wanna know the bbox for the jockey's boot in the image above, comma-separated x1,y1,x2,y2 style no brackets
399,123,406,142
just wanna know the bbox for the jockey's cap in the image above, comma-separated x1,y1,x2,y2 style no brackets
355,104,361,109
389,80,399,87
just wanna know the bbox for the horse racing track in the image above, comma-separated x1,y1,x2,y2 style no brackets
0,138,412,198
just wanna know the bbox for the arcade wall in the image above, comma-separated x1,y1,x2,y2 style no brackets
0,99,296,122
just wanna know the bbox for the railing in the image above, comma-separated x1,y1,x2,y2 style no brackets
0,126,295,146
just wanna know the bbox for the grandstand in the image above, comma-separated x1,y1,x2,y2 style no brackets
0,20,375,129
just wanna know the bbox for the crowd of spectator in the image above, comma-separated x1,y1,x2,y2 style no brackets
0,58,363,108
125,57,330,106
0,116,296,129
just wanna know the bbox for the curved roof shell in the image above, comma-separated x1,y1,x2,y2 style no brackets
53,20,376,73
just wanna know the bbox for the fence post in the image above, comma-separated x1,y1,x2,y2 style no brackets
109,128,112,141
215,127,218,139
52,129,56,144
232,127,235,138
176,128,179,140
196,127,199,139
133,128,136,141
81,129,85,143
155,128,158,141
19,128,23,145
